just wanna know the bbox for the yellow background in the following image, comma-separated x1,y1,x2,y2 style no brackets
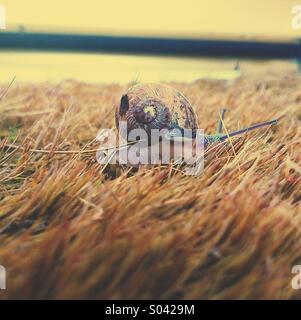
2,0,300,38
0,0,298,83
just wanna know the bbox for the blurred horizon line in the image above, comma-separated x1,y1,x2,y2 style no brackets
3,23,299,43
0,29,299,61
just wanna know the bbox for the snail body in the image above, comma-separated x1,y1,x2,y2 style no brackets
115,83,278,148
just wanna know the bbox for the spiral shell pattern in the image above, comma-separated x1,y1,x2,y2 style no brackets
115,83,198,141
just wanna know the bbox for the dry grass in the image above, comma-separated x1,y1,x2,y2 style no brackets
0,73,301,299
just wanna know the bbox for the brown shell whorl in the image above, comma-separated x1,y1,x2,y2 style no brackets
117,96,171,140
115,83,198,142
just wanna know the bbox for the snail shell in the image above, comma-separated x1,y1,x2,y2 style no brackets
115,83,198,143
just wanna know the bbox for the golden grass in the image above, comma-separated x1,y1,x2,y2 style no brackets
0,73,301,299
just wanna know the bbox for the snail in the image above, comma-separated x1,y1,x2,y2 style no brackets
115,83,278,148
110,83,279,172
